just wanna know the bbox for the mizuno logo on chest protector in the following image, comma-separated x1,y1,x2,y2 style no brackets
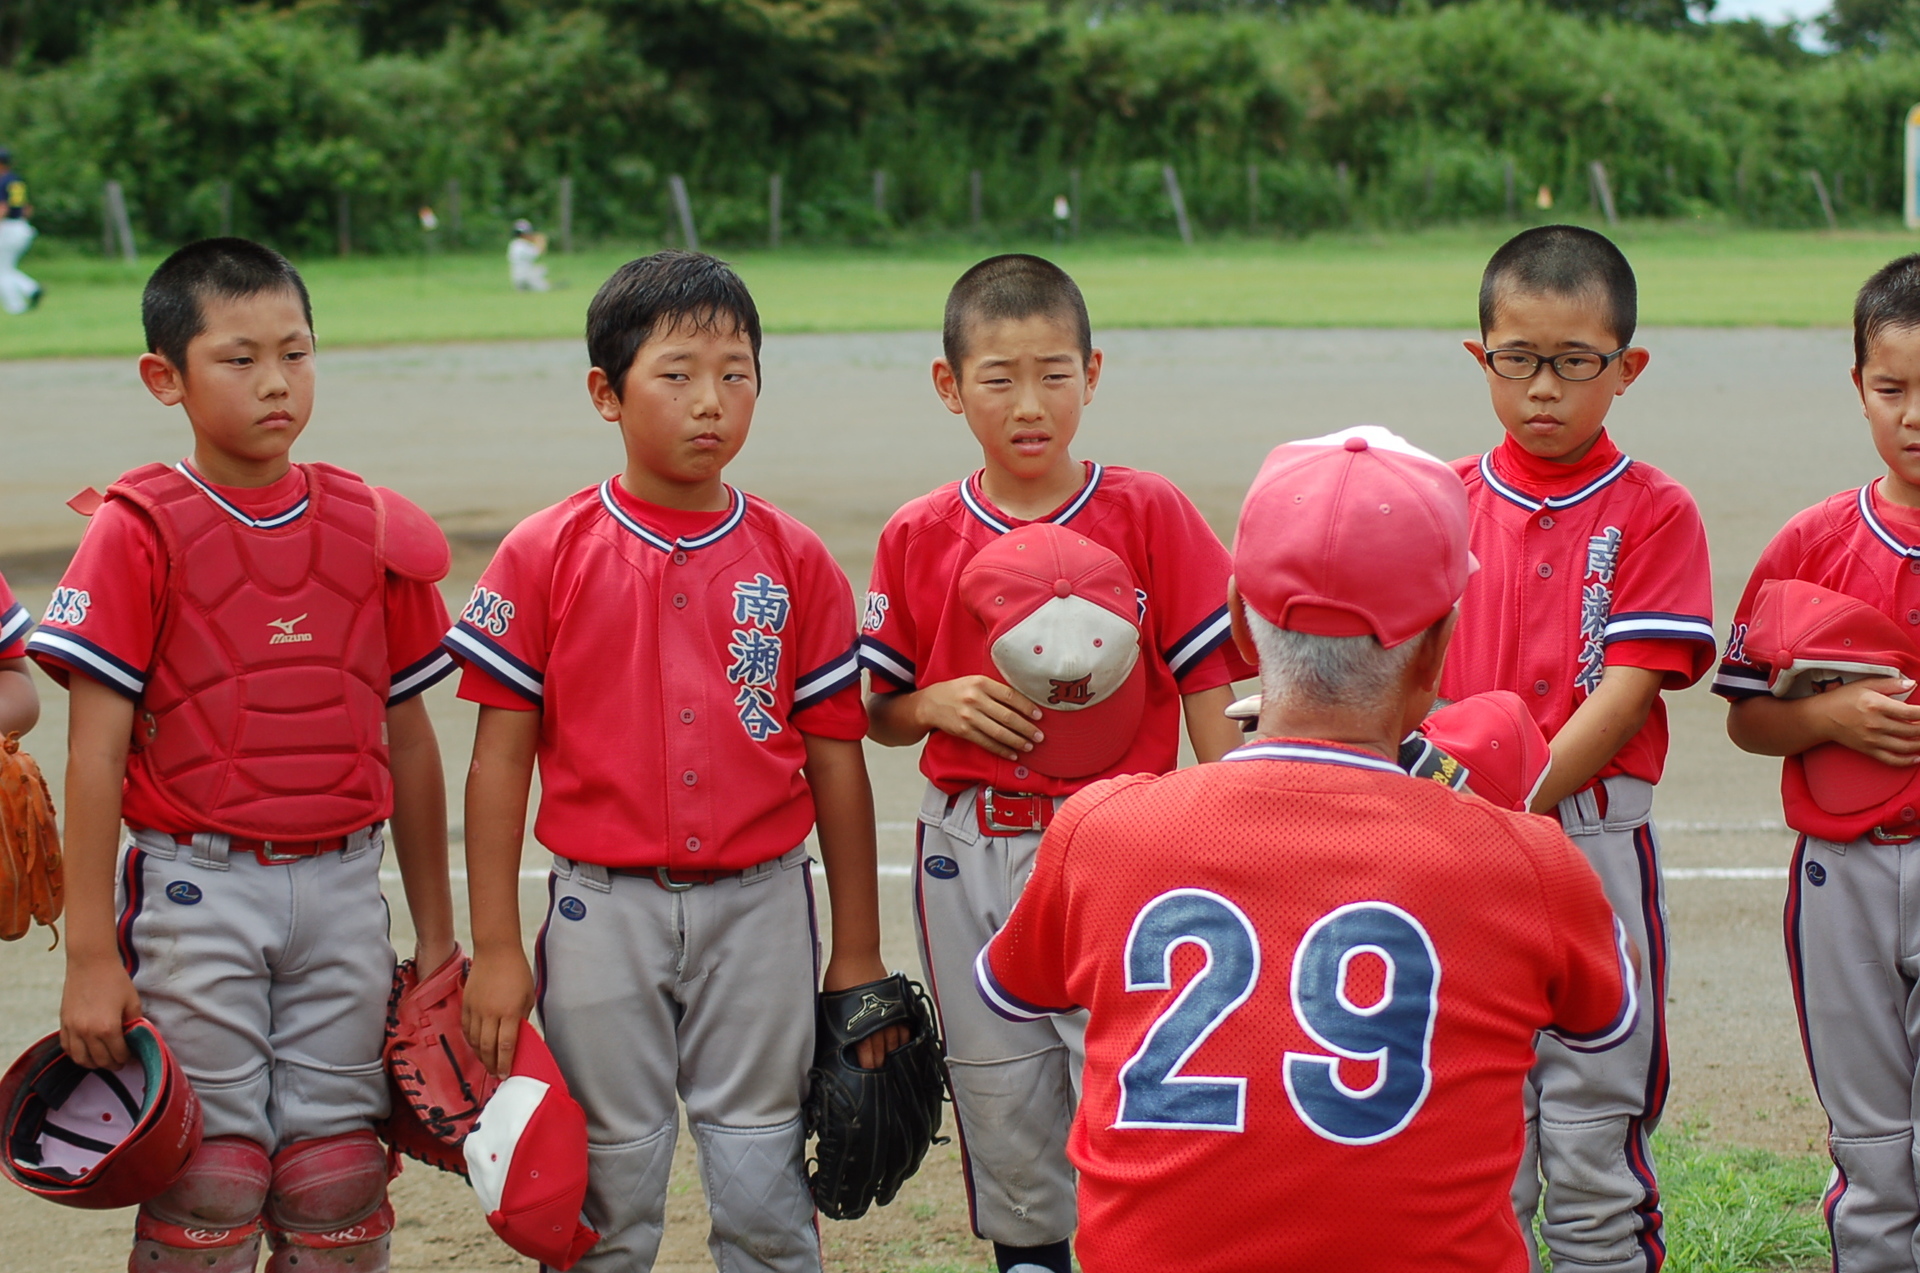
268,614,313,644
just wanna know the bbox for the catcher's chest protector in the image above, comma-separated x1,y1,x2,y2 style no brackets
109,463,394,839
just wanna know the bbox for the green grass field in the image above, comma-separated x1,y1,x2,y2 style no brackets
2,222,1917,360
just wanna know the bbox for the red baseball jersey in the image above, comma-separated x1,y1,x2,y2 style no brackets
861,462,1253,795
0,570,28,660
25,463,455,834
445,477,866,871
1442,432,1715,785
977,739,1636,1273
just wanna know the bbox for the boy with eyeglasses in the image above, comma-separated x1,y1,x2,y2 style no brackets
1445,225,1715,1273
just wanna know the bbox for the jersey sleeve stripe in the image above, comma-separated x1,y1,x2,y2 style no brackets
26,629,145,697
0,601,30,649
857,635,917,689
1710,663,1771,699
1164,605,1234,680
1543,916,1641,1053
388,649,456,705
442,623,544,702
1601,613,1718,645
792,646,861,713
973,946,1073,1022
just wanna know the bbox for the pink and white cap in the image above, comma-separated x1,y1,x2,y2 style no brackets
464,1025,600,1271
1233,425,1474,649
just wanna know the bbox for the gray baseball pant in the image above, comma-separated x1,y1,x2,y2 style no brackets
1789,833,1920,1273
538,846,821,1273
915,783,1085,1248
1512,776,1668,1273
117,826,395,1150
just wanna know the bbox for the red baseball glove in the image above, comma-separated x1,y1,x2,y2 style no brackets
377,945,500,1176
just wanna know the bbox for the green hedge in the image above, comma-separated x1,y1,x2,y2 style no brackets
2,1,1918,255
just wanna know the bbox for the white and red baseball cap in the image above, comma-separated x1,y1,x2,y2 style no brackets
1421,691,1554,812
1233,426,1474,648
464,1025,599,1271
960,522,1146,779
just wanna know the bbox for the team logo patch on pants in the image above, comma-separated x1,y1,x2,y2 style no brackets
923,856,960,880
164,881,203,905
558,896,587,921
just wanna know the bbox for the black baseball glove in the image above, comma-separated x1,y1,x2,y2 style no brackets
803,972,946,1220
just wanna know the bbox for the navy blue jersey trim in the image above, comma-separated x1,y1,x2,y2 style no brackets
1602,611,1717,646
857,635,917,690
1477,451,1634,513
793,645,862,713
597,480,747,554
958,463,1105,535
26,628,145,697
1223,740,1405,774
388,648,456,705
1165,605,1234,680
1543,916,1641,1052
973,946,1074,1022
177,462,310,529
1709,661,1771,699
442,622,543,702
0,600,29,650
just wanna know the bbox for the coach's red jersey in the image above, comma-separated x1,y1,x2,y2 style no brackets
26,463,454,834
447,477,866,871
1443,432,1715,785
1711,480,1920,828
0,571,28,660
977,740,1636,1273
862,462,1252,796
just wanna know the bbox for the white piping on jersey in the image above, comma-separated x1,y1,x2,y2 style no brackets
1856,483,1920,560
443,624,543,701
25,628,145,696
856,636,916,689
1602,613,1717,644
793,647,861,712
1477,451,1633,514
389,649,456,703
958,463,1105,534
0,601,28,649
177,462,311,529
597,479,747,553
1222,740,1405,775
1165,605,1233,679
1710,666,1771,697
1542,916,1640,1053
973,946,1070,1022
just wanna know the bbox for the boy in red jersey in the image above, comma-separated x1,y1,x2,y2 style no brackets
452,252,893,1273
861,254,1251,1273
1718,255,1920,1273
0,569,38,735
1445,226,1714,1272
977,426,1638,1273
30,238,458,1273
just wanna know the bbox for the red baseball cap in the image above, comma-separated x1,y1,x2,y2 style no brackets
960,522,1146,779
464,1025,599,1271
1744,578,1920,817
1421,692,1554,813
1233,426,1473,648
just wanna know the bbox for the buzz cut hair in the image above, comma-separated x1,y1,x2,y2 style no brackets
142,238,313,375
942,254,1092,371
586,250,762,396
1478,225,1637,347
1853,254,1920,369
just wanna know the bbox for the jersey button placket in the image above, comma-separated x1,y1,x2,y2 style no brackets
664,546,710,868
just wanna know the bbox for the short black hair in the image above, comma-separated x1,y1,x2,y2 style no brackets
942,254,1093,371
1854,254,1920,369
142,238,313,374
586,251,762,395
1478,225,1637,347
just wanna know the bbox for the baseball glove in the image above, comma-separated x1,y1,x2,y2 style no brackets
804,973,946,1221
376,945,500,1177
0,732,62,948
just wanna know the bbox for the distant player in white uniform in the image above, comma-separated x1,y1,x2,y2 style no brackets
507,218,551,292
0,146,43,315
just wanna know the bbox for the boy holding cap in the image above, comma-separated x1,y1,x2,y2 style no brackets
1718,255,1920,1269
860,254,1250,1272
974,425,1639,1273
1450,226,1714,1270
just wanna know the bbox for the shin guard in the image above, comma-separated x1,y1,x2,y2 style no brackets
129,1136,271,1273
263,1131,393,1272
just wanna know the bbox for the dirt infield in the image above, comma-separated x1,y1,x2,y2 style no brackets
0,327,1867,1268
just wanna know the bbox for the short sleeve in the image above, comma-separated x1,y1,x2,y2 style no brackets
1599,486,1716,690
1710,519,1805,700
0,571,29,660
25,500,165,697
385,576,455,704
1533,829,1638,1050
787,533,866,741
1140,477,1253,689
976,784,1102,1020
859,513,919,693
444,521,553,708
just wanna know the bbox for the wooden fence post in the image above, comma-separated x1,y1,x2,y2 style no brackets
446,178,462,244
1069,168,1081,238
1162,164,1193,245
104,180,136,262
1247,163,1259,232
872,169,886,220
1807,169,1838,229
558,176,574,253
1587,161,1619,227
669,174,699,252
1503,159,1516,220
969,169,982,232
336,192,351,257
769,173,782,249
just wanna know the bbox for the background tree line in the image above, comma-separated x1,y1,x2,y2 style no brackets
0,0,1917,255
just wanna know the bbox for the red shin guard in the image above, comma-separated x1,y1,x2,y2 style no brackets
263,1132,393,1272
128,1136,271,1273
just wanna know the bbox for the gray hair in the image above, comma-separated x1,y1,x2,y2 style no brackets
1245,606,1427,716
